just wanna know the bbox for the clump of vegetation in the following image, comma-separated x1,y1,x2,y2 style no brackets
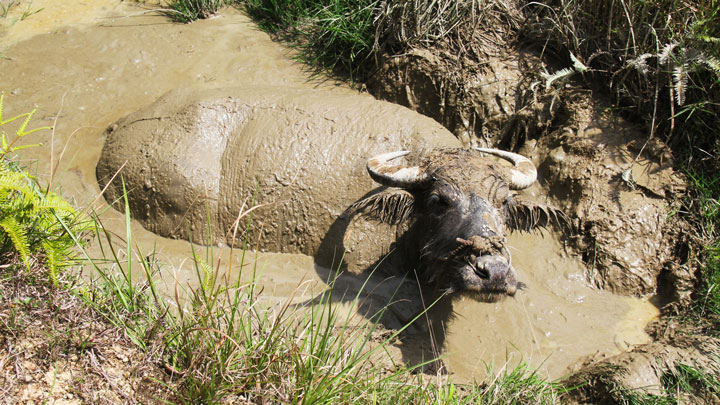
687,169,720,323
244,0,378,80
0,0,44,22
661,362,720,402
166,0,234,23
0,93,89,285
242,0,520,80
523,1,720,147
615,362,720,403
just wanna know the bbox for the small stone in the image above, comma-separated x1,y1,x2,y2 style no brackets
24,375,33,383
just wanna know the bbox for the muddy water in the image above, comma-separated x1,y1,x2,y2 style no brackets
0,0,658,381
443,230,657,381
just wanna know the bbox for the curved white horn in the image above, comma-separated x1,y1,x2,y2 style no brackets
366,151,429,189
474,147,537,190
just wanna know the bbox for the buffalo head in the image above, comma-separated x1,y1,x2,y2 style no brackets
355,148,541,301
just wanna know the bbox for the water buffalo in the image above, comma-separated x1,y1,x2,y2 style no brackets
355,147,538,299
96,86,554,300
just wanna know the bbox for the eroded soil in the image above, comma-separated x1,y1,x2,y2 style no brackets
0,268,175,404
0,0,680,391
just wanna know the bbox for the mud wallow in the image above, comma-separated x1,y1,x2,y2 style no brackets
243,0,720,401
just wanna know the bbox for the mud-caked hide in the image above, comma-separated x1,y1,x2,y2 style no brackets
96,86,460,268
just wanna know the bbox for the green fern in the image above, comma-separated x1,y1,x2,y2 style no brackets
0,92,48,159
0,98,89,285
0,159,88,281
0,216,31,268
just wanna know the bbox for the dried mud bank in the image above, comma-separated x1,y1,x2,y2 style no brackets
568,331,720,403
0,271,175,404
366,26,714,398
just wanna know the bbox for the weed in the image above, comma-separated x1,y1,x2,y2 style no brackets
0,93,90,284
244,0,378,80
611,362,720,404
19,0,42,21
662,362,720,400
165,0,233,23
685,169,720,320
0,0,14,18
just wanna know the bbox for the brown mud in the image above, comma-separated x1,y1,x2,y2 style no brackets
0,0,678,390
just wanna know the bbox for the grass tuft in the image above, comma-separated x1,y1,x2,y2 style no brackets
166,0,234,23
244,0,378,80
686,169,720,322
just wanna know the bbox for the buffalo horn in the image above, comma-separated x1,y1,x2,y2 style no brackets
474,148,537,190
366,151,429,189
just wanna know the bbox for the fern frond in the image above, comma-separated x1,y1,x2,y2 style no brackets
0,216,31,269
626,53,653,76
0,92,5,123
696,55,720,76
697,35,720,44
0,175,26,198
542,67,575,90
673,64,688,106
570,52,588,73
658,42,679,65
42,240,65,287
199,259,215,292
36,194,76,214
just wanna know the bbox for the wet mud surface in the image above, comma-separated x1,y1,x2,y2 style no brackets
1,0,663,382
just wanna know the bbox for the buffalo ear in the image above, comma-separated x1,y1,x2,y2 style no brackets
504,196,574,235
348,189,415,225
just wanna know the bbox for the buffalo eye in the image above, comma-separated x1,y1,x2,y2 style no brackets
426,193,448,211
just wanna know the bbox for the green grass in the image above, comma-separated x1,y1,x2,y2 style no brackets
241,0,504,81
244,0,378,80
686,169,720,322
615,362,720,404
166,0,234,23
81,193,567,403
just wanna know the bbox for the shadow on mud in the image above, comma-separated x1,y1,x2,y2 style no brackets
298,188,464,373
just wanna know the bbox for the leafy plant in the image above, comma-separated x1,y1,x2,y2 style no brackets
244,0,378,80
165,0,233,23
0,94,89,284
686,169,720,320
